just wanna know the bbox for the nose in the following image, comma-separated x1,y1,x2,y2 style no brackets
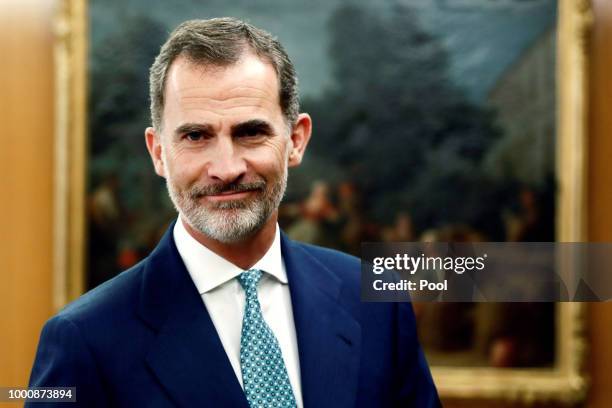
206,136,247,183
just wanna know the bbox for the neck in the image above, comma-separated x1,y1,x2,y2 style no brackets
181,214,278,270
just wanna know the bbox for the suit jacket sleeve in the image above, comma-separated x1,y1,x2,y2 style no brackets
27,315,110,408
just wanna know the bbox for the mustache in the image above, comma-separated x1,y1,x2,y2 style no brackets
189,180,266,199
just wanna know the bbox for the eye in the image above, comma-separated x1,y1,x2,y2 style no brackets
238,127,264,138
185,131,203,141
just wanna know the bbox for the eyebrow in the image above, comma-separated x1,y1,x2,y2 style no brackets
231,119,274,137
174,123,214,137
173,119,275,138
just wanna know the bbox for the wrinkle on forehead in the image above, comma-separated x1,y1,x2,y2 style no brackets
178,91,275,113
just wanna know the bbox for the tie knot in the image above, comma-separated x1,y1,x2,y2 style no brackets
238,269,262,291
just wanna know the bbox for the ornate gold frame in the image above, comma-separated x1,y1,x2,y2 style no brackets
54,0,87,308
54,0,591,404
433,0,592,404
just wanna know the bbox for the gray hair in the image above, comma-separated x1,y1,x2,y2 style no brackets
149,17,299,130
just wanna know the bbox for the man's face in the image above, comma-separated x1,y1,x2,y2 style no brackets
146,53,309,243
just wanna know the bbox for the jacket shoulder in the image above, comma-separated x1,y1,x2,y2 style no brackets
56,261,145,325
288,240,362,297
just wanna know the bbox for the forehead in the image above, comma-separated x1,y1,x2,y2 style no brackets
162,53,282,125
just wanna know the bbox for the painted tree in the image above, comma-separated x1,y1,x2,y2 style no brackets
303,4,504,236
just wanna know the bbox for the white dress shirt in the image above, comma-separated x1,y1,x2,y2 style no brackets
173,217,303,407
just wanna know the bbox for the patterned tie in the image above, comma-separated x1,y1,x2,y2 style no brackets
238,269,297,408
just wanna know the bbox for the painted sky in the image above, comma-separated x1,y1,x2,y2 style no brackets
90,0,556,102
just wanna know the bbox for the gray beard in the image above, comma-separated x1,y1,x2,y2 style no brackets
165,169,287,244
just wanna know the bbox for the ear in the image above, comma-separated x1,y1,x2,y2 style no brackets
145,127,167,178
288,113,312,168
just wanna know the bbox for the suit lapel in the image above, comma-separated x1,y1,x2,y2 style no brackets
281,234,362,408
138,225,248,408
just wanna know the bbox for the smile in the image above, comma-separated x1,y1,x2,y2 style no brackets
204,190,256,202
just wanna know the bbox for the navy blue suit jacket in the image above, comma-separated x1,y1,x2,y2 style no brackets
28,226,440,407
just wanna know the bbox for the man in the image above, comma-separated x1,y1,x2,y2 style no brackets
28,18,440,407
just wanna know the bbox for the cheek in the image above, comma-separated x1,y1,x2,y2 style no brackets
265,138,290,162
164,149,204,184
248,143,288,175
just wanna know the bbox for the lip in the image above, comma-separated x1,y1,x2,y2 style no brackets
205,190,255,202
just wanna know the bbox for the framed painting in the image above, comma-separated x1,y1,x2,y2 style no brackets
53,0,591,404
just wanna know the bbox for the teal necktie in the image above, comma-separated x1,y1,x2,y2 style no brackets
238,269,297,408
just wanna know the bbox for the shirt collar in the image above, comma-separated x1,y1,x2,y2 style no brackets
173,216,287,294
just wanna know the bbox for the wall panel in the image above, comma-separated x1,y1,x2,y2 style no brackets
0,0,56,387
588,0,612,407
